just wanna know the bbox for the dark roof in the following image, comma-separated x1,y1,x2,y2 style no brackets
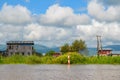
99,49,112,51
99,48,112,51
7,41,34,45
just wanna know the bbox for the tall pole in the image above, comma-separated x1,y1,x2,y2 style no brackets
96,35,102,57
96,35,99,57
100,36,102,51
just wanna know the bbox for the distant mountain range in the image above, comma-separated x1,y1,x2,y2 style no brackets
34,44,60,53
0,44,6,51
0,44,120,55
104,45,120,51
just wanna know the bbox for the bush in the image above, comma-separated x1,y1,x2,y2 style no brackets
25,55,42,64
3,55,26,64
54,52,86,64
41,56,55,64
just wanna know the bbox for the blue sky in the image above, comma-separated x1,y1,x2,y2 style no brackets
0,0,88,14
0,0,120,47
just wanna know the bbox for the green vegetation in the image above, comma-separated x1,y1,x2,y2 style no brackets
60,39,87,55
54,52,86,64
0,52,120,64
60,43,70,53
45,50,55,56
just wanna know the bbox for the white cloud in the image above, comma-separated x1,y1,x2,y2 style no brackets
0,3,32,24
0,20,120,47
0,24,24,42
88,0,120,22
24,23,69,41
40,4,90,27
0,2,120,47
23,23,75,47
76,20,120,47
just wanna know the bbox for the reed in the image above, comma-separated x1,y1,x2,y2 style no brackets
0,53,120,64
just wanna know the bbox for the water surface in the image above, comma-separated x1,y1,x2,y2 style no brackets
0,64,120,80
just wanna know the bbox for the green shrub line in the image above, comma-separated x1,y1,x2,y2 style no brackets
0,52,120,64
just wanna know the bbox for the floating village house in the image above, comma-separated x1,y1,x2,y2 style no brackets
97,36,112,56
98,49,112,56
6,41,34,56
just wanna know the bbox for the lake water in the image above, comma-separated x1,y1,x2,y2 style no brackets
0,64,120,80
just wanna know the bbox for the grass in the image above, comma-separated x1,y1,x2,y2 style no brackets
0,52,120,64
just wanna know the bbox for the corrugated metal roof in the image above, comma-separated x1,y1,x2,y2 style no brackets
7,41,34,43
6,41,34,45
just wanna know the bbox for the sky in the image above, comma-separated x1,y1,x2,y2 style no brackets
0,0,120,47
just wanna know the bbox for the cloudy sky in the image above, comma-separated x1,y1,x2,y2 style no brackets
0,0,120,47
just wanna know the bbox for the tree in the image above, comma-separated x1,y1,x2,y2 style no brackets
60,39,87,55
35,52,43,57
72,39,87,52
60,43,70,54
45,50,55,56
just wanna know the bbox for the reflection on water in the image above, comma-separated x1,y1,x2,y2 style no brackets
0,64,120,80
67,64,70,70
